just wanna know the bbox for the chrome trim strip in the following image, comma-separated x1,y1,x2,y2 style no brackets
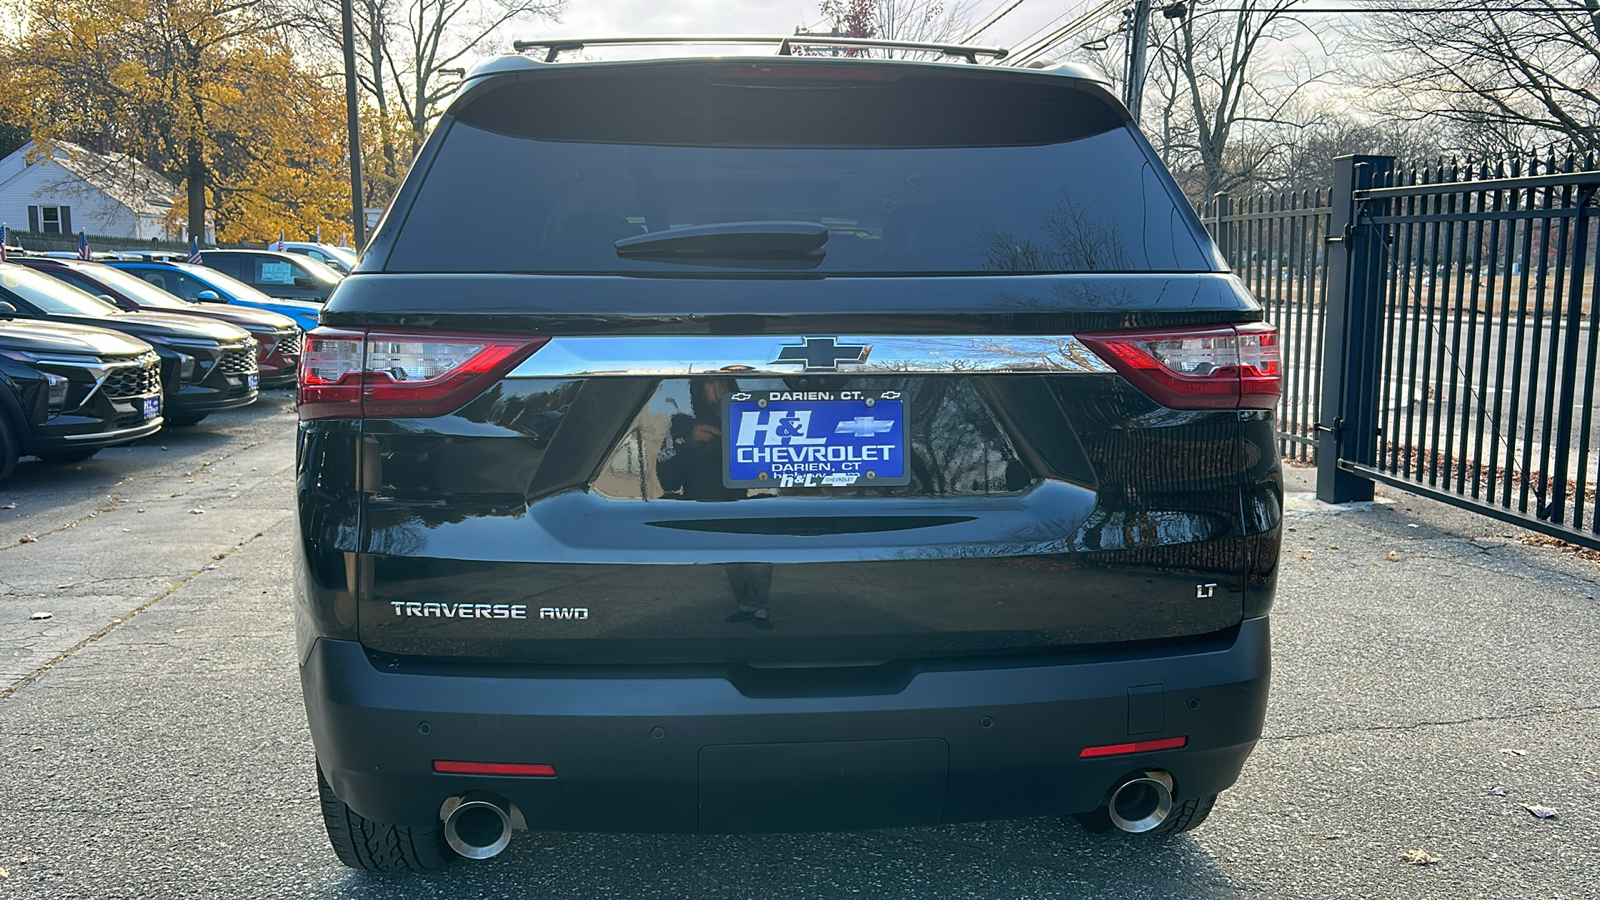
507,335,1113,378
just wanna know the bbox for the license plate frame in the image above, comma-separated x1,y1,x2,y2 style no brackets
722,388,909,489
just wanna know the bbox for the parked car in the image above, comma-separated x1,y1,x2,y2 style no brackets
281,242,357,275
0,263,258,427
16,257,302,388
0,311,163,479
296,48,1281,871
198,249,342,303
109,261,322,332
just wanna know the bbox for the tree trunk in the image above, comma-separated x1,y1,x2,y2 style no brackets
187,137,206,243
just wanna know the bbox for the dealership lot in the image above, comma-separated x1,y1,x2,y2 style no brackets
0,396,1596,899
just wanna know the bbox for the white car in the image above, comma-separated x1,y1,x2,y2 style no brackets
280,242,357,274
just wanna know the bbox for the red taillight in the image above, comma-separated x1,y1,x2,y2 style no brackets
1079,736,1188,758
1078,323,1280,410
298,328,548,420
433,760,557,777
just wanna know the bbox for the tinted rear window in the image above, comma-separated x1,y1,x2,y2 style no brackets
386,64,1213,275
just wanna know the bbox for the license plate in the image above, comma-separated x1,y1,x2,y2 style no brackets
723,389,908,489
142,396,161,419
247,373,259,391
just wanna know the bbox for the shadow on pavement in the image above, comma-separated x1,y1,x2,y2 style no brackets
326,818,1237,899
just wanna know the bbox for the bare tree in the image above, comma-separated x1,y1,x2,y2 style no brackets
806,0,977,55
1357,0,1600,156
307,0,560,196
1141,0,1330,200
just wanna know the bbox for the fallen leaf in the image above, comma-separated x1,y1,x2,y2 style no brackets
1499,748,1527,756
161,446,169,451
1584,770,1599,780
54,583,76,590
0,501,15,509
28,611,52,620
1525,805,1558,819
189,508,205,515
1384,550,1401,561
1486,786,1508,797
212,552,225,560
121,528,130,533
1329,544,1340,550
29,745,42,751
0,865,8,878
202,564,217,571
19,534,37,543
1399,849,1439,865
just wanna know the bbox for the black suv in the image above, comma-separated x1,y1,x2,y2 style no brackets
199,249,341,303
0,311,163,478
296,43,1282,871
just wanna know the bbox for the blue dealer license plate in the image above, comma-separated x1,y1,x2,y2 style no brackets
142,397,161,419
723,389,908,489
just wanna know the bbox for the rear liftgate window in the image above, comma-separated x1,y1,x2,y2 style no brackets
388,65,1213,275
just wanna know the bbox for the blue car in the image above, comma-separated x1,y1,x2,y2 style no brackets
109,261,322,331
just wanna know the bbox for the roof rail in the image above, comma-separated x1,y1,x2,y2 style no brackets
511,35,1009,65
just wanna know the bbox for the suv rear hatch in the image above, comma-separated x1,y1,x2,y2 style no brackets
307,58,1276,666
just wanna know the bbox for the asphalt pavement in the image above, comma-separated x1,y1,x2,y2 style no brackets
0,394,1597,899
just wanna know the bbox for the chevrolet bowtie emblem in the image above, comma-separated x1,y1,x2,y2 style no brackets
770,337,872,371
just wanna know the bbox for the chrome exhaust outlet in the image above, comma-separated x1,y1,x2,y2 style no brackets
440,794,515,860
1107,770,1174,834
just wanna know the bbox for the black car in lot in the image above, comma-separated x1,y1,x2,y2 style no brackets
0,312,163,480
0,264,259,427
296,44,1282,871
199,249,341,303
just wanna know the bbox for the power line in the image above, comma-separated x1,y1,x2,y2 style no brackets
964,0,1032,42
1009,0,1126,66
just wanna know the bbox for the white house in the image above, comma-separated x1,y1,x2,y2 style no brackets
0,140,182,241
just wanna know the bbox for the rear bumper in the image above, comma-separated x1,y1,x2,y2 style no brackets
303,617,1270,832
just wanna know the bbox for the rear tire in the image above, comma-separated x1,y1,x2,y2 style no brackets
1069,793,1217,836
37,449,99,464
0,415,17,484
316,762,453,871
165,414,207,428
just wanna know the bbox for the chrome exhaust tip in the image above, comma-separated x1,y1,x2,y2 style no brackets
441,794,514,860
1107,770,1174,834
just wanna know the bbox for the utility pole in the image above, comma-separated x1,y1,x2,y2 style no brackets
340,0,366,251
1123,0,1152,119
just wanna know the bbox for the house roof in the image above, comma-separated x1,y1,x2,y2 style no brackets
0,140,179,217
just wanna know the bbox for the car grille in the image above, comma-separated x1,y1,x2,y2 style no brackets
277,330,302,357
103,354,162,399
218,345,258,375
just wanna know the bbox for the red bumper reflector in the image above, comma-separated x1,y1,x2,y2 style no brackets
1079,736,1188,759
433,760,557,777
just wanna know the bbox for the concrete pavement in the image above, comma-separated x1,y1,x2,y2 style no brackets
0,397,1596,898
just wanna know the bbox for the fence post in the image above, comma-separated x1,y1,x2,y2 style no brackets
1317,154,1394,503
1212,191,1232,264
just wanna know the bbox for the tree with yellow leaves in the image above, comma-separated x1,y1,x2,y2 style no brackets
6,0,354,243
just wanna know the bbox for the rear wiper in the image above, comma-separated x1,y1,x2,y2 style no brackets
614,221,828,261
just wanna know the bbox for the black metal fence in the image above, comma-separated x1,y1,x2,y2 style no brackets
1203,190,1333,463
1207,152,1600,550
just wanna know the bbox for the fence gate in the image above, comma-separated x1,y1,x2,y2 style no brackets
1207,153,1600,551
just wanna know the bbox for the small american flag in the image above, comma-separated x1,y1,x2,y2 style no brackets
274,230,286,252
0,225,8,264
188,237,203,264
337,233,348,248
77,230,91,260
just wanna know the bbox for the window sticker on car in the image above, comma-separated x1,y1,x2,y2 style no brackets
258,261,295,285
723,389,908,489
